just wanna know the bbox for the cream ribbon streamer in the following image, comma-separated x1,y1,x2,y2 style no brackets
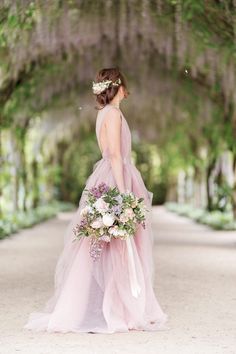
126,237,141,298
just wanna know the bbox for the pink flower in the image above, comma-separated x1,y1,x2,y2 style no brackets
120,213,129,222
94,197,109,213
91,217,103,229
124,208,135,219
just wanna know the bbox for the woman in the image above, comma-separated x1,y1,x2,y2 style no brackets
24,67,168,334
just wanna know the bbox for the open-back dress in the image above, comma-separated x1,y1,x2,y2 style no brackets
23,103,168,333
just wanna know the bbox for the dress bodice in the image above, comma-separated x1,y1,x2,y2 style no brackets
96,104,132,162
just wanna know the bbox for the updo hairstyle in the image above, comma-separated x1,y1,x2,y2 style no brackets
93,67,129,109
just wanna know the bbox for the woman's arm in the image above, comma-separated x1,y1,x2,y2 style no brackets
105,107,126,193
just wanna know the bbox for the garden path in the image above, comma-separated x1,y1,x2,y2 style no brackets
0,206,235,354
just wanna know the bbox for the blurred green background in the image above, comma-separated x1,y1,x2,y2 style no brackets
0,0,236,236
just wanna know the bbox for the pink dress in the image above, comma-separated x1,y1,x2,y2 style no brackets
23,104,168,334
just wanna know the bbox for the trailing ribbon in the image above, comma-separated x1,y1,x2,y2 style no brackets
126,237,141,298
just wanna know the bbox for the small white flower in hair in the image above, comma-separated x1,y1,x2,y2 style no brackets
92,78,121,95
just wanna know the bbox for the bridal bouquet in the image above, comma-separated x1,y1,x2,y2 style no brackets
72,182,148,261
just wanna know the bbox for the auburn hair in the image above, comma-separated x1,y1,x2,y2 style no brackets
93,67,130,109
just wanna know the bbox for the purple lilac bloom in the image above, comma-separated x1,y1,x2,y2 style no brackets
113,205,121,215
95,190,102,198
89,182,110,199
98,182,110,194
79,218,88,229
90,187,101,198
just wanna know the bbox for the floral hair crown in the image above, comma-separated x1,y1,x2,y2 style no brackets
92,78,121,95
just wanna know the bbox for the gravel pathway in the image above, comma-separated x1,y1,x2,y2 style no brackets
0,206,235,354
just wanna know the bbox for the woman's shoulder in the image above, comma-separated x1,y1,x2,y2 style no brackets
98,104,121,116
100,103,120,111
98,104,123,125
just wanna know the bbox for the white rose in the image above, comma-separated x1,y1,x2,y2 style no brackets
102,213,115,226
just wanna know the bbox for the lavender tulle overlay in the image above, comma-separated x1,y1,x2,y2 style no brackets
23,105,168,333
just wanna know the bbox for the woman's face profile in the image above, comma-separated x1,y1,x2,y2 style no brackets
119,85,128,100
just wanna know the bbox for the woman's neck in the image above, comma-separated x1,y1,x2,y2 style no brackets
109,104,119,109
109,96,121,108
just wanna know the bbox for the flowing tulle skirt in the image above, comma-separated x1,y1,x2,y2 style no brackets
23,157,168,333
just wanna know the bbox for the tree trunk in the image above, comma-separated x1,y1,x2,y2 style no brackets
193,165,202,208
206,157,216,212
32,159,40,208
13,171,20,212
11,133,20,212
20,141,27,212
0,130,2,217
232,154,236,220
